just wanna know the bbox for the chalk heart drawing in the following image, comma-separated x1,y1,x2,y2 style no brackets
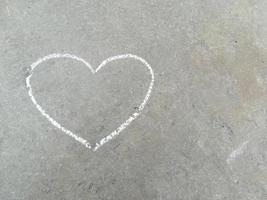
26,53,154,151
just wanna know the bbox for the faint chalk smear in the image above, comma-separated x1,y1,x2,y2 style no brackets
227,141,249,164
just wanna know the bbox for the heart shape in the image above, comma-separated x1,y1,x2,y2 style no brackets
26,53,154,151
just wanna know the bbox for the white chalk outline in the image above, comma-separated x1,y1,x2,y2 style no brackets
26,53,154,151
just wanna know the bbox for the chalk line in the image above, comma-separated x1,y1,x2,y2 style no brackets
227,141,249,164
26,53,154,151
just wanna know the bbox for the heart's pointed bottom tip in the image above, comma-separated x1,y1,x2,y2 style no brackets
92,144,100,152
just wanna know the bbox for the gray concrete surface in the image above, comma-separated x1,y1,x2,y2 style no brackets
0,0,267,199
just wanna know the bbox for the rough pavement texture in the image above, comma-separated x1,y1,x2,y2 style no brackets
0,0,267,199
